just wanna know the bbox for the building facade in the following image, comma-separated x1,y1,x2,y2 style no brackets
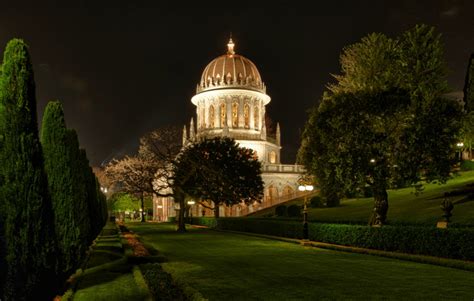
153,39,305,220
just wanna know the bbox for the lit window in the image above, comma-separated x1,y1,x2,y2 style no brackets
220,103,226,127
209,105,215,128
232,102,239,127
254,105,259,129
244,103,250,128
269,151,276,164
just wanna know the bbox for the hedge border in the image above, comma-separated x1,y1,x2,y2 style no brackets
189,217,474,261
208,228,474,272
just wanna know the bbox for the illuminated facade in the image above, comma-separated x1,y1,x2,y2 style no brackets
153,39,305,219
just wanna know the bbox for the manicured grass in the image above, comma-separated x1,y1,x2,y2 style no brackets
253,171,474,225
129,223,474,300
71,222,149,301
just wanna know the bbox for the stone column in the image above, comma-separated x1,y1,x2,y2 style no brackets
250,97,255,130
227,96,232,128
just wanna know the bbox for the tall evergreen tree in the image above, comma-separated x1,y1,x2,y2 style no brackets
78,148,100,241
69,135,92,255
0,39,58,300
464,54,474,112
41,101,89,278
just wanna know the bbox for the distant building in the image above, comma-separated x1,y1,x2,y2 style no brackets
153,39,306,220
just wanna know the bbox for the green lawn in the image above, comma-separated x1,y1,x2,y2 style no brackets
129,223,474,300
72,223,149,301
253,171,474,225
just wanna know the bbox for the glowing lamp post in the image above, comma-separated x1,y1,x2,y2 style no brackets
187,200,195,223
457,142,464,162
298,184,314,240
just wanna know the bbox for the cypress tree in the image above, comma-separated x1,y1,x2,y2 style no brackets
0,39,57,300
78,148,99,242
464,54,474,112
67,131,91,258
41,101,88,278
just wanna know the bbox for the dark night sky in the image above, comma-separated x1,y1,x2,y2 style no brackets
1,0,473,165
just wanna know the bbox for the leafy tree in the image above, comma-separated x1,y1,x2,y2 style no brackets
0,39,58,300
328,24,448,100
41,101,89,278
299,25,462,225
328,33,400,94
398,24,448,100
106,127,183,226
105,154,155,222
109,192,140,212
174,137,264,218
465,54,474,112
461,55,474,159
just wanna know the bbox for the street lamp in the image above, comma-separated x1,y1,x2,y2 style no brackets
187,200,195,223
298,184,314,240
457,142,464,162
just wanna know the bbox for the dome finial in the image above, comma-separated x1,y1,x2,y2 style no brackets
227,34,235,55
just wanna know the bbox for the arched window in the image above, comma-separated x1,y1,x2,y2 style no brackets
282,186,294,197
269,151,276,164
267,185,279,204
220,103,226,127
232,102,239,127
200,107,205,128
209,105,215,128
254,105,259,130
244,103,250,128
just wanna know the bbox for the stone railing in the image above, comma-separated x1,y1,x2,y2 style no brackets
240,190,315,216
261,164,305,174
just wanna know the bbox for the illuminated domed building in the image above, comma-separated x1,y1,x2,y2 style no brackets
154,39,305,220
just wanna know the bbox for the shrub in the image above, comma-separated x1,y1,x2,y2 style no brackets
275,205,287,216
189,217,217,228
309,196,324,208
461,160,474,171
287,205,301,217
362,186,373,198
139,263,186,300
325,194,340,207
190,218,474,260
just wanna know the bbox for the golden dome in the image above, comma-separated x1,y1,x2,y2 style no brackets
197,39,266,94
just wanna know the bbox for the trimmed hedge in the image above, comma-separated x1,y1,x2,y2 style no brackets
275,205,287,216
287,205,301,217
189,217,474,261
139,263,206,301
461,160,474,171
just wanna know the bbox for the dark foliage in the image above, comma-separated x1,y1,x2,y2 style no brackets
464,54,474,112
191,218,474,260
41,102,90,277
174,137,264,218
287,204,301,217
140,263,187,301
299,26,462,225
0,39,58,300
309,196,324,208
275,205,287,216
461,160,474,171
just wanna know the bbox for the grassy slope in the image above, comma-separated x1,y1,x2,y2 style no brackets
129,223,474,301
252,171,474,225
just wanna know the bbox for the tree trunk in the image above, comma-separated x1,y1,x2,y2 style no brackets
140,192,145,222
214,203,220,218
369,184,388,226
174,190,186,232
